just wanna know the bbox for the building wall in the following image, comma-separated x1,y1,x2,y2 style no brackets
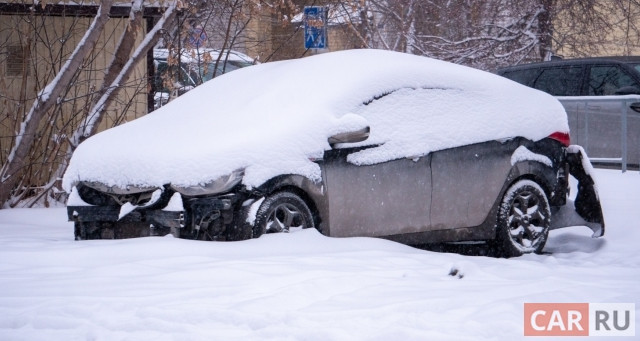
0,12,147,182
244,1,364,62
554,1,640,58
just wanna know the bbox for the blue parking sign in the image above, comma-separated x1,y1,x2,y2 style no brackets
188,27,207,48
304,6,327,49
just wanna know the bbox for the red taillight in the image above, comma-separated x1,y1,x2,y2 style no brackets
549,131,570,147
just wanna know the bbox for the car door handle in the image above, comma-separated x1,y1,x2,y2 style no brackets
630,102,640,113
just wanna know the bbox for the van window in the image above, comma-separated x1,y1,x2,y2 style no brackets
588,65,640,95
501,68,540,86
532,66,583,96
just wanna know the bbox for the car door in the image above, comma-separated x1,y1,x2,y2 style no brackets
580,64,640,165
321,148,432,238
430,140,516,230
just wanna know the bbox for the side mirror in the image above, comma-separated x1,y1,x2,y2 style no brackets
614,86,640,95
328,126,370,147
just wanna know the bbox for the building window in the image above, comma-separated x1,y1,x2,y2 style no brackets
6,46,30,77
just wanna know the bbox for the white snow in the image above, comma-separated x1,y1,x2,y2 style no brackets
63,49,567,192
510,145,553,167
1,168,638,340
118,188,163,219
118,202,136,220
162,192,184,212
568,145,597,177
568,144,601,200
153,48,255,64
66,186,92,206
245,197,265,225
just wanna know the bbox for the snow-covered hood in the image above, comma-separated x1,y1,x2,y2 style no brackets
62,49,568,192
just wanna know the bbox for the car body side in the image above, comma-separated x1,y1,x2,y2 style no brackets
69,136,569,246
253,137,568,244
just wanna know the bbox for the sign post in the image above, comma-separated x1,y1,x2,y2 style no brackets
304,6,328,50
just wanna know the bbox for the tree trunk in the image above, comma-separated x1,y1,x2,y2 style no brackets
42,3,179,206
0,0,115,207
82,0,146,138
538,0,556,60
78,2,178,141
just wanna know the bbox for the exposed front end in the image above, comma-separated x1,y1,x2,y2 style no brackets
67,170,252,240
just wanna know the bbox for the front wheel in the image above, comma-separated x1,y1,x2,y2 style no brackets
253,191,314,238
494,179,550,257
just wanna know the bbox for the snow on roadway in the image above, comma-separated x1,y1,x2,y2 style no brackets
0,168,638,340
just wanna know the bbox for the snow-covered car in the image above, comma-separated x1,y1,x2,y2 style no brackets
63,49,605,257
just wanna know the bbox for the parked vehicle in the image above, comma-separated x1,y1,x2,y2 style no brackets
153,48,255,108
64,49,604,257
497,57,640,168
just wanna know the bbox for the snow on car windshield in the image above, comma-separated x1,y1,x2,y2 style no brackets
62,49,568,191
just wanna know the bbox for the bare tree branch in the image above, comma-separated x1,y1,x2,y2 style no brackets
0,0,116,206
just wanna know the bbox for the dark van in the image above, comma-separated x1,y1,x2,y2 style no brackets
497,57,640,168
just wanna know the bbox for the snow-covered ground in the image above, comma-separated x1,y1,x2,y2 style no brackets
0,168,638,340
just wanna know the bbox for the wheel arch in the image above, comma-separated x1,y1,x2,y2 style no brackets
504,160,562,206
481,160,560,241
255,175,326,234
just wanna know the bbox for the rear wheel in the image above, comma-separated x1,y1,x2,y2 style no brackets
495,179,550,257
253,192,314,238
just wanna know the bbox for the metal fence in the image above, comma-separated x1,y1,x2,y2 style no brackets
557,95,640,173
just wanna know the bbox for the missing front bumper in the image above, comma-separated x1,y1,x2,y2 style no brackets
68,206,184,229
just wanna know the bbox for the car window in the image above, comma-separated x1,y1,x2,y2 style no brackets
154,61,196,92
501,68,540,86
588,65,640,95
531,66,583,96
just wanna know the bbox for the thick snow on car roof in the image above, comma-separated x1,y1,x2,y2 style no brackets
63,49,568,191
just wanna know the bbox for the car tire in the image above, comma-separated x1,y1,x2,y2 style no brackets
495,179,550,257
253,191,314,238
